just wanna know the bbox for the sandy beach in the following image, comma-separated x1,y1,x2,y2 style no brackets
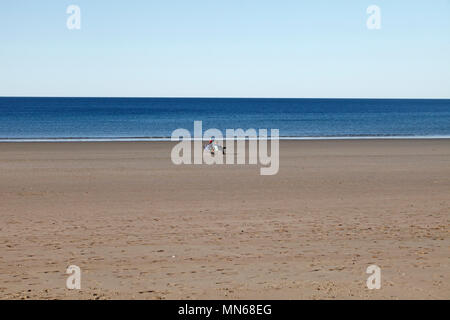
0,139,448,299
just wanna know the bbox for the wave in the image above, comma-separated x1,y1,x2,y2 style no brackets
1,135,450,142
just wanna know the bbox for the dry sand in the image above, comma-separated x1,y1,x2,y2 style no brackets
0,140,449,299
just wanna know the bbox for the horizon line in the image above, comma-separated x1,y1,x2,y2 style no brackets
1,96,450,100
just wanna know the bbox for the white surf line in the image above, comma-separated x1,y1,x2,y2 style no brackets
1,135,450,142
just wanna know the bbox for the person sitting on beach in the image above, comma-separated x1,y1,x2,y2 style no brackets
204,139,215,154
204,139,226,155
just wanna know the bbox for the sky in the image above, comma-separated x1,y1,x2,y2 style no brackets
0,0,449,98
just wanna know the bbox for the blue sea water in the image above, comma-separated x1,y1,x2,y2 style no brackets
0,97,449,140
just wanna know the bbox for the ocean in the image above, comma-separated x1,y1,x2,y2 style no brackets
0,97,449,141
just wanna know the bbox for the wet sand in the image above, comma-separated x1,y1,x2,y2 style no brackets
0,140,449,299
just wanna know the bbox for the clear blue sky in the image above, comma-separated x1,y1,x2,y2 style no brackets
1,0,449,98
